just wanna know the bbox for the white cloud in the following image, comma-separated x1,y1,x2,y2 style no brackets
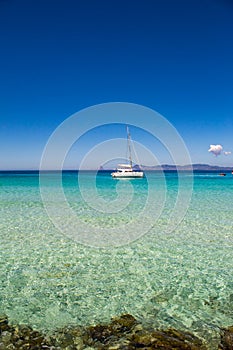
224,151,231,155
208,144,223,156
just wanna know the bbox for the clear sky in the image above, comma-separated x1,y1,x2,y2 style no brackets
0,0,233,169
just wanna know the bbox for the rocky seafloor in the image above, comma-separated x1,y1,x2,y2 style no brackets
0,313,233,350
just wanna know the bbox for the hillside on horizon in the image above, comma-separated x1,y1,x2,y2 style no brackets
100,164,233,171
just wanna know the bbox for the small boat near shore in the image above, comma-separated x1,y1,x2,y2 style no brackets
111,126,144,178
219,173,226,176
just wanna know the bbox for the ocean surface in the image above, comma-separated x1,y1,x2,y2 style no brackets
0,170,233,348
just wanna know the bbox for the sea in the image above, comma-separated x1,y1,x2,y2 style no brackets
0,170,233,348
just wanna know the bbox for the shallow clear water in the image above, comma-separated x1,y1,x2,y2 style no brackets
0,171,233,348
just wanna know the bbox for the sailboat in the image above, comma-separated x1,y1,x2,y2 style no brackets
111,126,144,178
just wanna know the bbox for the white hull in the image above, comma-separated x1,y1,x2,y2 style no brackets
110,126,144,179
111,171,144,178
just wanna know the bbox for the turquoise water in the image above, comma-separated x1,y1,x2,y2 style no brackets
0,171,233,348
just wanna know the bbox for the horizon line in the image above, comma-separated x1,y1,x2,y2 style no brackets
0,163,233,172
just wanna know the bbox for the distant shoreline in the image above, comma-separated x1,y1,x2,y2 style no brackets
0,164,232,172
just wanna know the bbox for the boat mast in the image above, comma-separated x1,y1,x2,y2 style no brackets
127,126,133,168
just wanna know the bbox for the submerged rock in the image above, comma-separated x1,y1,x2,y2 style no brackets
0,320,50,349
0,314,10,332
85,314,207,349
219,326,233,349
84,314,137,347
131,328,206,349
0,313,213,349
48,325,84,349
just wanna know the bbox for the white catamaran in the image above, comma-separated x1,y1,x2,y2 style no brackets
111,127,144,178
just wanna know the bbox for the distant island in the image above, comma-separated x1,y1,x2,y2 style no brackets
100,164,233,171
142,164,233,171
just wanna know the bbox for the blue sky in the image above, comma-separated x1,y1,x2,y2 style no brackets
0,0,233,169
